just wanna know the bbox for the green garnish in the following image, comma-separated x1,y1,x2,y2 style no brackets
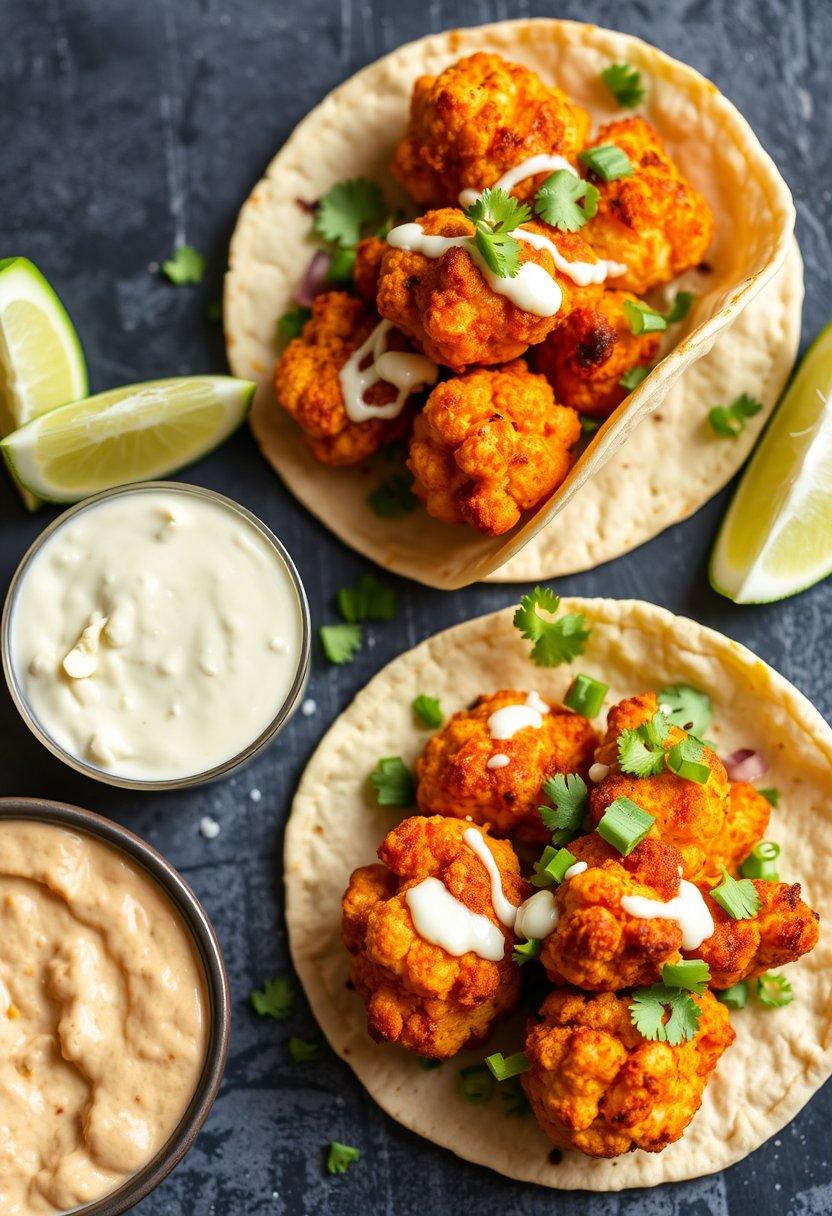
601,62,646,108
419,1057,442,1070
457,1064,496,1104
617,711,670,778
534,170,599,232
369,756,415,807
578,143,634,181
531,845,577,888
288,1036,320,1062
314,179,387,248
513,586,590,667
412,694,444,729
485,1051,530,1081
161,244,205,285
500,1077,531,1117
325,246,357,285
658,684,712,736
759,788,780,808
464,188,530,279
715,981,749,1009
564,674,608,718
512,937,542,966
708,393,764,438
756,972,793,1009
326,1141,360,1175
739,841,780,882
619,364,652,391
664,291,695,323
277,305,311,348
623,299,667,335
319,622,362,665
630,984,701,1044
661,960,711,994
337,573,395,623
580,413,601,433
251,977,294,1021
665,736,711,785
539,773,589,844
596,796,654,855
367,470,418,517
711,867,761,920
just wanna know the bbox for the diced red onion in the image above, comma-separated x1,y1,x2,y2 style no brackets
722,749,769,782
296,250,331,307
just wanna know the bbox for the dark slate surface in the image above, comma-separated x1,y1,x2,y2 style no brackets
2,1,831,1212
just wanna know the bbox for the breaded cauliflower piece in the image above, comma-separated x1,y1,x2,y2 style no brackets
523,988,734,1157
377,209,591,370
407,361,580,535
581,117,714,295
274,291,413,466
416,690,598,841
590,693,729,877
692,880,820,989
391,53,590,209
534,288,661,418
539,836,686,990
354,236,388,304
341,816,526,1058
697,782,772,883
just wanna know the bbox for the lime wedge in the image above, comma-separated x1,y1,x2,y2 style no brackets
1,376,254,502
710,323,832,603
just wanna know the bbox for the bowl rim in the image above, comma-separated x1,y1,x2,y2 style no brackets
0,796,231,1216
1,480,311,790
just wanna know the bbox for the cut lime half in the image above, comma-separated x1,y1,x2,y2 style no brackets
710,323,832,603
1,375,255,502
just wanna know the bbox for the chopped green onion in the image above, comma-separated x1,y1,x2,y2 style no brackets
711,867,761,920
596,797,654,855
531,846,577,888
580,414,601,434
665,738,711,785
457,1064,495,1104
485,1051,530,1081
756,972,793,1009
739,841,780,882
661,960,711,994
623,299,667,335
619,364,652,391
715,981,748,1009
759,787,780,807
512,937,542,966
288,1036,320,1063
578,143,634,181
664,291,694,323
564,673,608,718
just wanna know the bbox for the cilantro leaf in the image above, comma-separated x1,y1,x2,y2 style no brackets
619,364,652,391
465,187,531,232
319,623,362,665
539,772,588,842
759,787,780,808
474,226,523,278
617,711,670,777
161,244,205,285
665,291,694,323
711,867,761,920
708,393,764,438
534,170,599,232
513,586,591,667
326,1141,360,1175
512,937,542,966
325,245,357,285
601,62,646,108
314,179,387,248
630,984,701,1045
369,756,415,807
289,1036,320,1063
251,977,294,1020
367,470,418,518
413,694,443,729
337,573,395,623
277,305,311,349
657,684,712,735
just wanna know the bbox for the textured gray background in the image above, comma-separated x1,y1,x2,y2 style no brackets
2,1,831,1213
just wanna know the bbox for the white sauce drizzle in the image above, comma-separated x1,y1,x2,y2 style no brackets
514,890,559,940
405,877,505,961
457,154,578,208
486,754,510,770
524,689,550,715
487,692,550,741
338,319,438,423
589,762,610,783
563,861,588,880
621,881,715,951
462,828,517,928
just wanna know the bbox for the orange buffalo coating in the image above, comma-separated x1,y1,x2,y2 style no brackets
391,52,590,208
523,989,734,1158
415,690,597,842
341,816,527,1058
407,361,581,535
376,209,595,370
534,288,661,418
274,292,414,465
581,117,714,295
698,782,772,883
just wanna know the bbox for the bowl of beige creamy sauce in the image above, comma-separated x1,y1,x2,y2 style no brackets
0,798,230,1216
2,482,310,788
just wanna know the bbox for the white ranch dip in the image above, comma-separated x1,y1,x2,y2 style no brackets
8,487,305,781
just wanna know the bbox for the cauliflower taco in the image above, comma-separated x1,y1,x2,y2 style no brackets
226,20,797,588
285,598,832,1189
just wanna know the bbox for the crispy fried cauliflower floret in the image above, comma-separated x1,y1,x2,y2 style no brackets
391,53,590,209
534,288,661,418
692,880,820,989
590,693,729,877
377,210,589,370
341,816,526,1058
523,988,733,1157
697,782,772,883
416,690,597,842
273,291,414,466
581,117,714,295
407,361,580,535
354,236,388,304
539,836,687,990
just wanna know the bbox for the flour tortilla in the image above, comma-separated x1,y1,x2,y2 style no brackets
226,20,796,589
285,599,832,1190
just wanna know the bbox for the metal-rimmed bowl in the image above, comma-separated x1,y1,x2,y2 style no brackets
1,481,311,791
0,796,231,1215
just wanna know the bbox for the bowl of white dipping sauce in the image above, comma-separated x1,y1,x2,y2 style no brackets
2,482,310,788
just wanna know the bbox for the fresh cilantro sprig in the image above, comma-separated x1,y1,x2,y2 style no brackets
711,867,761,920
512,937,542,966
539,772,588,844
161,244,206,285
319,623,362,665
464,188,530,279
617,711,670,777
337,573,395,623
658,684,712,736
630,983,701,1044
601,62,646,108
534,170,599,232
315,179,387,248
708,393,763,438
369,756,415,807
513,587,591,667
251,977,294,1020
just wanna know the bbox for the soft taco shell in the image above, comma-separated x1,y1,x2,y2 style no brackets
285,599,832,1190
226,20,795,590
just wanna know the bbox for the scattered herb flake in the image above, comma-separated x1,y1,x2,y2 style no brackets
314,179,387,248
319,622,362,665
512,937,542,966
513,586,590,667
367,471,418,518
161,244,206,285
326,1141,360,1175
708,392,764,438
534,170,599,232
457,1064,495,1104
413,694,444,729
759,787,780,808
251,977,294,1021
337,573,395,623
277,305,311,349
601,62,646,108
369,756,415,807
288,1036,320,1063
619,364,652,390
